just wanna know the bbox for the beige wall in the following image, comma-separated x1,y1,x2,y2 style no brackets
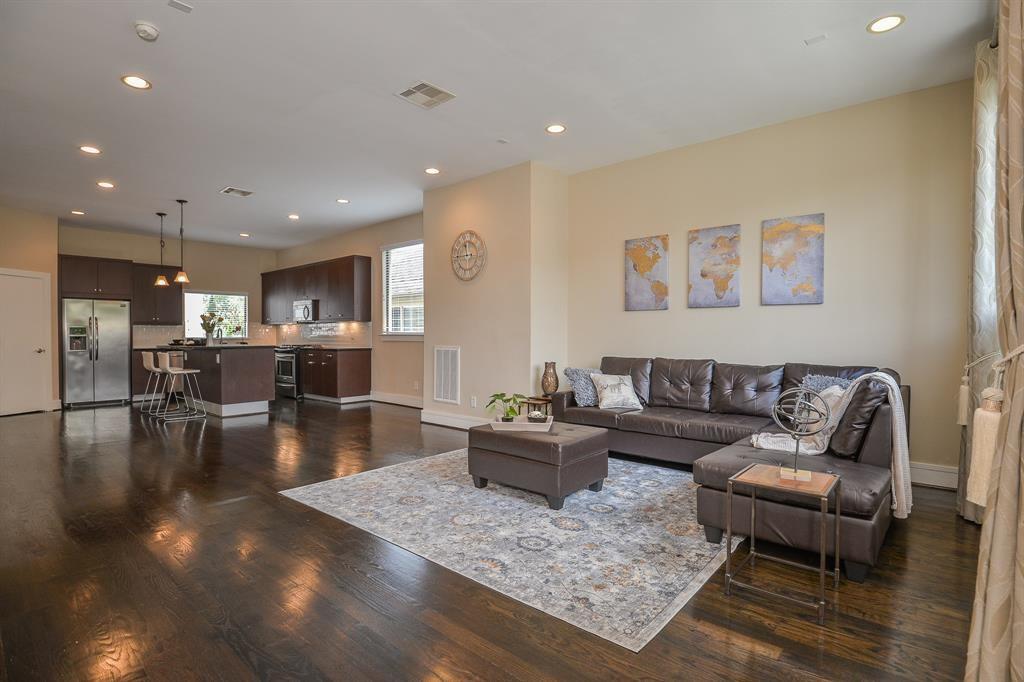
0,204,60,400
423,163,535,421
567,80,972,467
275,213,424,403
530,164,570,395
59,225,278,341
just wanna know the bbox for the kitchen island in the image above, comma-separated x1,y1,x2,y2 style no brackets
134,345,275,417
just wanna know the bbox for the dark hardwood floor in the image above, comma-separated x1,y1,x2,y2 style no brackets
0,401,978,681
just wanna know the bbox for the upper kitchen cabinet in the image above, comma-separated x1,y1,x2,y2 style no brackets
261,255,371,325
59,255,133,299
324,255,371,321
131,263,183,325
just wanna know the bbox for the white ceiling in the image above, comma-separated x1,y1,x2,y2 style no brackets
0,0,993,248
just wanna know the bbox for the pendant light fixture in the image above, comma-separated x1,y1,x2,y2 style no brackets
173,199,190,284
154,211,169,287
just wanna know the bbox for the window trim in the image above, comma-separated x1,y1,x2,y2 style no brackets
381,239,424,337
183,289,250,339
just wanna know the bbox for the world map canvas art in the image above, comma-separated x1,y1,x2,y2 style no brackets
761,213,824,305
625,235,669,311
688,224,740,308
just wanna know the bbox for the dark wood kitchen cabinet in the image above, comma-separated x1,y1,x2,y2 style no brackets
261,255,371,324
300,349,370,399
59,255,133,299
131,263,183,325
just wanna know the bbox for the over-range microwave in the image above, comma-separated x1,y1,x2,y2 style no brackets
292,299,319,323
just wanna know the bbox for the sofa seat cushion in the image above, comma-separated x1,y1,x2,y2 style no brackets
616,406,707,438
674,413,773,444
563,406,639,429
693,443,891,518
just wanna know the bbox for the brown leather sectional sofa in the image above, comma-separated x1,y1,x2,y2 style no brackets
551,356,911,582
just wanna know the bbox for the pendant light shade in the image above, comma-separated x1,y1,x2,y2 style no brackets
174,199,190,284
154,211,170,287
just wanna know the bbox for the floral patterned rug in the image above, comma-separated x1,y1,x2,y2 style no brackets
280,449,735,651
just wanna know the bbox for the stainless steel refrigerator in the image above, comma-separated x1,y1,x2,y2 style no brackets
62,299,131,405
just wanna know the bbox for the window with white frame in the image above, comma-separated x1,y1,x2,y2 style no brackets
184,291,248,338
382,241,424,335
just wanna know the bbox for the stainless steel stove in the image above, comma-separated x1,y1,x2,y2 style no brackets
274,345,322,399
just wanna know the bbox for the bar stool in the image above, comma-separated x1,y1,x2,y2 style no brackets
140,351,167,416
157,352,206,422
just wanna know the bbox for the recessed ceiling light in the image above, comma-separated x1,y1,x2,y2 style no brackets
71,210,85,215
239,233,250,238
336,198,350,204
288,214,299,220
79,145,101,155
120,74,152,90
545,123,567,134
97,180,115,189
867,15,904,33
425,167,440,175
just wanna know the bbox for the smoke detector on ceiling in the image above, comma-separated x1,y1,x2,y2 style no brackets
219,186,254,198
396,81,455,109
135,21,159,42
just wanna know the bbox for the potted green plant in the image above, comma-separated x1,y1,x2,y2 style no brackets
487,392,526,422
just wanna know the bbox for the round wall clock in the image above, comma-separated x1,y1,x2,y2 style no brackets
451,230,487,281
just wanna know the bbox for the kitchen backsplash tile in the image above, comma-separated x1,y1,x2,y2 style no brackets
133,324,277,348
277,321,371,347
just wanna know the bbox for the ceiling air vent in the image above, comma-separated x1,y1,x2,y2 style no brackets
219,186,253,198
396,81,455,110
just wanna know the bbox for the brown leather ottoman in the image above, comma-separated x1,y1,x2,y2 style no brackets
467,422,608,510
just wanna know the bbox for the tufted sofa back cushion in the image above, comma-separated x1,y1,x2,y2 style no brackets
711,363,785,417
600,357,654,405
648,358,714,412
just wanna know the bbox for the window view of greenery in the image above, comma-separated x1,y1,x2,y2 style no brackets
184,292,248,338
384,242,424,334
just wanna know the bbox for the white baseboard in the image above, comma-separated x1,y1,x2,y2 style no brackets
371,391,423,408
305,393,372,405
200,400,269,417
910,462,958,489
420,409,490,430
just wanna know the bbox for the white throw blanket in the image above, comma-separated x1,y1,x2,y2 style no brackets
750,372,913,519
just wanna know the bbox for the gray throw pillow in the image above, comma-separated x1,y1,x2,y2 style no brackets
591,374,644,410
564,367,601,407
801,374,853,394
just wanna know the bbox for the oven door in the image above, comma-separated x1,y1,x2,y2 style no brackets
275,352,300,398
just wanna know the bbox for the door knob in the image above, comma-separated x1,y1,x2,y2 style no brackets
34,348,45,354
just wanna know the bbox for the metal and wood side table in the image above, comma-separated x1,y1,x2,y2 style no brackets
724,463,841,624
518,396,553,416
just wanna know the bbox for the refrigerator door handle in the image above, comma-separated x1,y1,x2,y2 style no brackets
94,317,99,360
87,316,94,361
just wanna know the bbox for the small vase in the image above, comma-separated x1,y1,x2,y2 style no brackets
205,332,213,345
541,362,559,396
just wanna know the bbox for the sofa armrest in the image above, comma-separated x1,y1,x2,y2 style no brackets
550,391,576,420
858,384,911,468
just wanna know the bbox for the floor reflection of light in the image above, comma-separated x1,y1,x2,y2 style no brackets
280,557,322,624
274,443,302,476
68,577,100,612
87,624,147,680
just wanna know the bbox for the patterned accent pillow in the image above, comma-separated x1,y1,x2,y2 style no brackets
801,374,852,394
564,367,601,407
591,374,644,410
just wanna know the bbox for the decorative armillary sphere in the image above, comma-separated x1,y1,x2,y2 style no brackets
771,387,831,481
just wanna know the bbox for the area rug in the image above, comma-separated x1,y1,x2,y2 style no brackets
280,449,736,651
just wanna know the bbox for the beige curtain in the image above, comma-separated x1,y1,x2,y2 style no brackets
960,39,1000,524
966,0,1024,679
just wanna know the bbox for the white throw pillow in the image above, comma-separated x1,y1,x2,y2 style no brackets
591,373,643,410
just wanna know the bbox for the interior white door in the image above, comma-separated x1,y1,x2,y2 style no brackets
0,270,52,415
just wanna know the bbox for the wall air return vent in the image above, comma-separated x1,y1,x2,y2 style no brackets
219,186,253,198
396,81,455,110
433,346,460,404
